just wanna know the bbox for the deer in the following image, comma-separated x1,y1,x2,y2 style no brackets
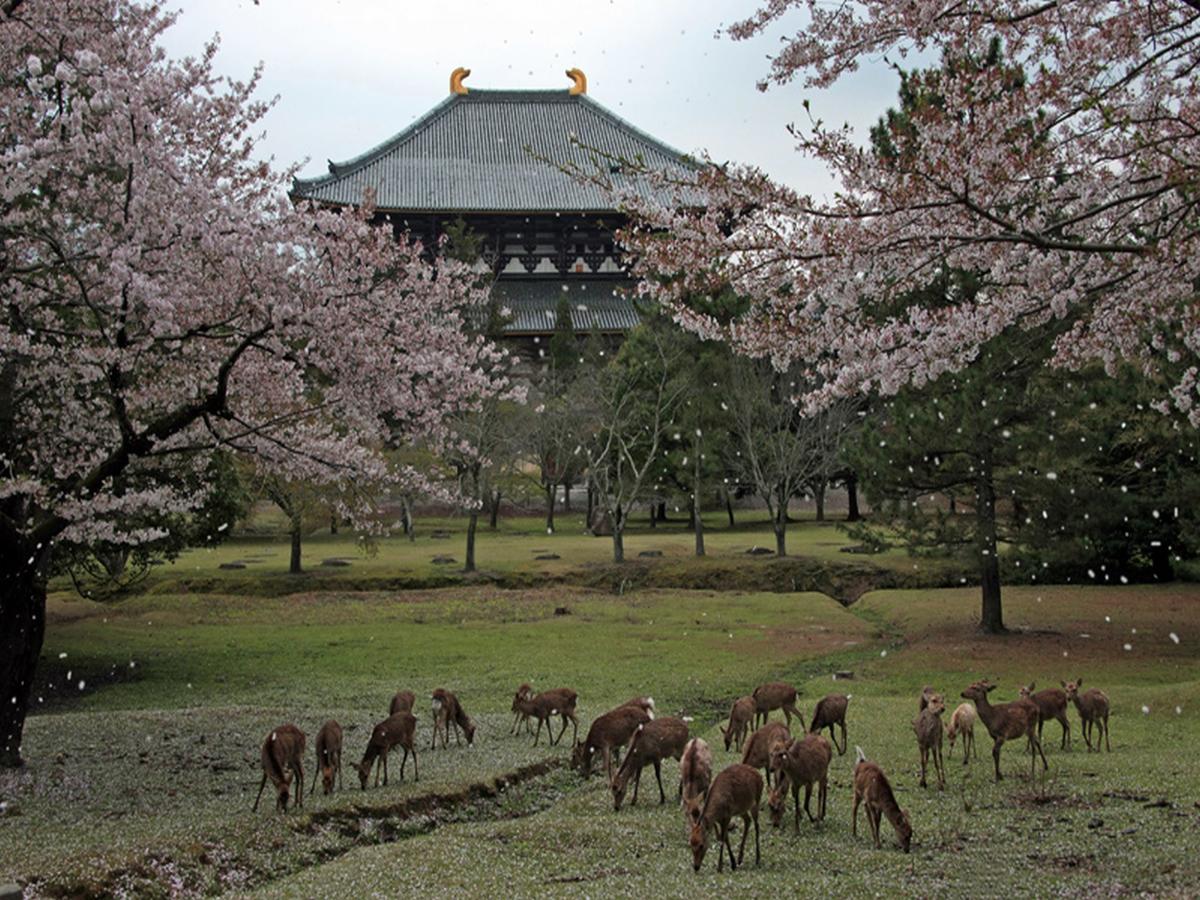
356,712,418,788
809,693,849,755
390,690,416,716
947,702,978,764
852,746,912,853
912,691,946,790
741,720,790,789
572,704,650,780
610,717,689,810
430,688,476,749
1016,681,1071,750
919,685,939,711
621,695,656,719
311,719,343,796
767,732,832,831
720,696,755,752
688,763,763,873
1062,678,1111,752
678,737,713,825
515,687,579,747
253,724,305,813
509,683,533,735
961,680,1048,781
752,681,802,728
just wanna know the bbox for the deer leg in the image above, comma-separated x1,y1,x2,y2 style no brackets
654,759,666,804
869,806,882,849
752,807,761,864
792,780,801,833
839,721,847,755
382,749,389,786
819,775,827,820
804,782,816,822
532,716,544,747
919,746,928,788
553,714,568,746
736,812,750,866
1104,715,1111,752
1033,733,1048,772
253,772,268,812
992,739,1003,781
296,763,304,807
631,764,642,806
936,742,945,790
852,791,860,837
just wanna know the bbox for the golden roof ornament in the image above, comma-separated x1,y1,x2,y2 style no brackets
566,68,587,95
450,67,470,95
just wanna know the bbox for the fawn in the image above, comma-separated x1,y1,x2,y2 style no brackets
689,763,763,873
741,720,790,789
357,712,418,788
1062,678,1111,752
572,704,650,779
913,692,946,790
679,737,713,824
1018,682,1071,750
515,687,579,747
809,693,849,755
720,696,755,752
431,688,476,749
509,683,533,735
752,682,802,728
390,690,416,716
253,724,305,813
947,702,978,764
311,719,343,796
768,732,832,831
852,747,912,853
610,717,689,810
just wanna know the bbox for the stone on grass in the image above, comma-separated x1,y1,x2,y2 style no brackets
218,562,246,570
431,555,456,565
320,558,352,567
745,546,773,556
535,553,560,560
638,550,663,558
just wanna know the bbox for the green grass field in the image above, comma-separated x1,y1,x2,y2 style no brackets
3,518,1199,897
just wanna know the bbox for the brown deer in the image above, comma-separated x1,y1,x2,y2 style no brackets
1017,682,1071,750
678,737,713,824
356,712,418,788
572,704,650,779
621,695,656,719
720,696,755,752
509,683,533,735
610,716,689,810
947,702,978,764
752,681,802,728
311,719,343,796
390,690,416,716
741,720,791,789
767,732,832,831
1062,678,1111,752
912,692,946,790
809,693,849,755
919,685,939,711
961,680,1048,781
253,724,306,813
851,747,912,853
689,764,763,873
515,687,579,747
430,688,476,749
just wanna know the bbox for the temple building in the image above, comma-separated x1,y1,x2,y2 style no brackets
291,68,697,355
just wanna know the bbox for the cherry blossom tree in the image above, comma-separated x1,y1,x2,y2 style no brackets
0,0,504,767
620,1,1200,425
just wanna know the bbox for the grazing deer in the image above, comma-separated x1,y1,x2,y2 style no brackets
720,696,755,752
509,683,533,735
611,717,689,810
430,688,476,749
912,692,946,790
621,695,656,719
679,738,713,824
390,690,416,716
809,693,849,755
357,712,418,788
752,681,802,728
961,680,1048,781
947,702,978,764
1062,678,1111,752
689,763,763,873
768,732,832,831
254,724,306,813
515,687,579,747
311,719,343,796
1019,682,1071,750
572,704,650,779
852,747,912,853
741,720,791,789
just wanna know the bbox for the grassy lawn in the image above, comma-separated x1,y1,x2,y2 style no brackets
4,569,1199,896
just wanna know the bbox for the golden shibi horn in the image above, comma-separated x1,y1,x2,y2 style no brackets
566,68,587,95
450,67,471,95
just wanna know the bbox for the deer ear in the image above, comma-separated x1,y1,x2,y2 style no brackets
1076,677,1083,687
1060,680,1067,688
986,684,996,694
1028,681,1035,691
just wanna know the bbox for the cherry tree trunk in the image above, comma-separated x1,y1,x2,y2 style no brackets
488,490,500,530
289,512,303,575
544,484,556,534
611,507,625,563
845,473,861,522
813,479,826,522
725,489,736,527
585,481,595,534
773,488,788,557
465,512,478,572
1,540,47,768
975,453,1005,634
693,439,705,557
561,477,572,512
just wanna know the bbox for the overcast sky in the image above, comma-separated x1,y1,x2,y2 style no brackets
159,0,904,198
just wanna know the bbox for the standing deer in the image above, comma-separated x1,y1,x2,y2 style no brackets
852,747,912,853
357,712,418,788
1062,678,1111,752
679,738,713,824
572,704,650,779
961,680,1048,781
515,687,579,747
689,763,763,873
253,724,305,813
912,692,946,790
1018,682,1071,750
390,690,416,716
311,719,343,796
768,732,832,831
752,681,802,728
720,696,755,752
430,688,476,749
509,683,533,735
947,702,978,764
741,720,791,789
610,717,689,810
809,693,849,755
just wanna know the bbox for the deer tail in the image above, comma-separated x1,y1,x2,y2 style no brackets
855,745,867,765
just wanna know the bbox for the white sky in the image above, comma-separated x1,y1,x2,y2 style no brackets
159,0,904,197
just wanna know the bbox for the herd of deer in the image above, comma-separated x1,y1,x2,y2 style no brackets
251,675,1112,873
